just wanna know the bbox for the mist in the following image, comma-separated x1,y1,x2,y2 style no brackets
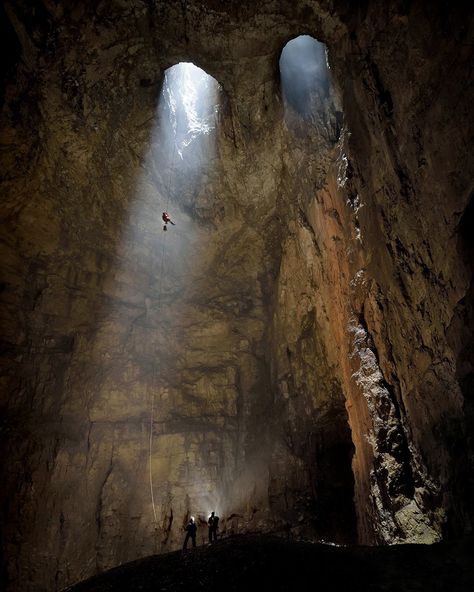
279,35,330,119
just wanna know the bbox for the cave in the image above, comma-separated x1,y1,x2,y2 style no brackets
0,1,473,591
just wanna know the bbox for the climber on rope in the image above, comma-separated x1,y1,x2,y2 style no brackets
162,211,175,231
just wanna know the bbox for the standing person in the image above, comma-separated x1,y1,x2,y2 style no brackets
183,516,197,550
208,511,219,543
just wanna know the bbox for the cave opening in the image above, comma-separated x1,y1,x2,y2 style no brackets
159,62,220,159
279,35,331,120
152,61,221,209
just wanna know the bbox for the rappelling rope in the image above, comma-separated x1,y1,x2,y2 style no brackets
148,73,179,526
148,235,166,525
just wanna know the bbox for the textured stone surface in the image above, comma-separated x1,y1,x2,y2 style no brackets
330,2,473,543
0,1,473,591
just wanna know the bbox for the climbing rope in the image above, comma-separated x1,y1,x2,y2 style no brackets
148,234,167,525
148,74,179,527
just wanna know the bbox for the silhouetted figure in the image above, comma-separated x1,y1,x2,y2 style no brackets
183,517,197,550
162,211,175,231
208,511,219,543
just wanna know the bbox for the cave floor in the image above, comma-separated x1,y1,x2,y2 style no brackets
64,534,474,592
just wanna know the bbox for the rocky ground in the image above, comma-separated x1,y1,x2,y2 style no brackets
65,534,474,592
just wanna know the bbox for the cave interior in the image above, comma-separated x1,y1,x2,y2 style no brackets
0,1,473,591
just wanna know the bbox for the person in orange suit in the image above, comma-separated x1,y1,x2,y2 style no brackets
162,211,175,231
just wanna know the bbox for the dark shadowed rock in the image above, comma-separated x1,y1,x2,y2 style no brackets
64,534,474,592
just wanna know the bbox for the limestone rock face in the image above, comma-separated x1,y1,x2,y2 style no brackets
0,1,472,591
329,2,473,543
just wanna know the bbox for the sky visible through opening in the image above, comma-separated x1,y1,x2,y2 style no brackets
161,62,220,160
279,35,330,119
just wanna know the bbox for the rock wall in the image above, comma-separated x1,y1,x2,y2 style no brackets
0,1,473,590
329,1,474,543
